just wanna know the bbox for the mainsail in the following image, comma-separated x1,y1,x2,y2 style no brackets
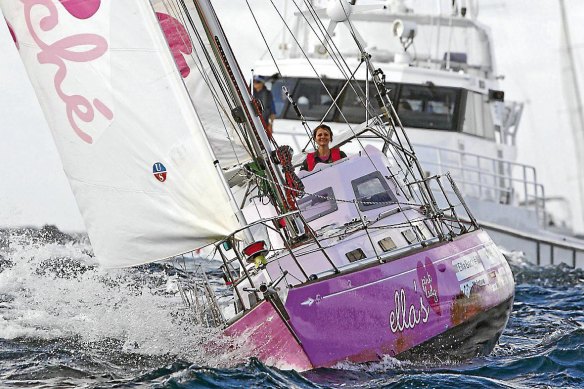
0,0,243,267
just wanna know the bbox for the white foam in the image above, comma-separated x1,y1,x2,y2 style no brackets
331,354,408,372
0,231,243,367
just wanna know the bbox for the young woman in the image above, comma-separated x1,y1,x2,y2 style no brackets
301,124,347,171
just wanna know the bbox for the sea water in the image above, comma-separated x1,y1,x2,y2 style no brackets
1,226,583,388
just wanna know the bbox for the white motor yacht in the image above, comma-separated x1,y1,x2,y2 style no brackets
252,0,584,267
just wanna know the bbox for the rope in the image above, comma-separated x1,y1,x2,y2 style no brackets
274,145,305,209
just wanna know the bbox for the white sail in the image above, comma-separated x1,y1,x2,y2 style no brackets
152,0,252,168
0,0,241,267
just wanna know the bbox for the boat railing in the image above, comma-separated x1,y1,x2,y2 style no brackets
413,143,547,227
170,254,227,328
195,156,487,319
407,172,480,238
223,172,479,280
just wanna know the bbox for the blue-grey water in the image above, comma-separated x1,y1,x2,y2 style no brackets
1,226,583,388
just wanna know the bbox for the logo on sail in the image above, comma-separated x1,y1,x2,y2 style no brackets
153,162,167,182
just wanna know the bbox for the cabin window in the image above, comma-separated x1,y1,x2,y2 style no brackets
378,236,397,252
282,78,342,121
397,84,461,131
351,172,397,211
462,91,495,140
416,226,427,240
276,77,399,123
297,187,338,222
401,229,419,244
346,248,366,262
275,78,463,131
248,292,258,307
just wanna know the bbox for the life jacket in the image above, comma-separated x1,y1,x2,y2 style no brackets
306,148,342,172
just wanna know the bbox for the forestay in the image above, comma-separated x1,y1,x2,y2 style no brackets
0,0,241,267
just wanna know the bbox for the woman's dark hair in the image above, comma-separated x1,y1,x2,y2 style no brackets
312,124,333,141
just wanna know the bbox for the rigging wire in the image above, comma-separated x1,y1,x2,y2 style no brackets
289,0,402,169
162,0,450,241
244,0,283,78
330,0,442,237
167,0,256,162
166,0,247,157
267,0,383,171
298,0,385,124
307,0,427,239
256,0,433,234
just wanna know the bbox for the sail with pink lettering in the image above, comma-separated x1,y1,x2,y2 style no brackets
0,0,241,267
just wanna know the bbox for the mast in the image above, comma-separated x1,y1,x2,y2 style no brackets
559,0,584,229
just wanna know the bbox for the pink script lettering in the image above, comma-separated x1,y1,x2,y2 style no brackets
156,12,193,78
58,0,101,19
23,0,112,144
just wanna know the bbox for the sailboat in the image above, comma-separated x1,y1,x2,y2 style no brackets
0,0,514,370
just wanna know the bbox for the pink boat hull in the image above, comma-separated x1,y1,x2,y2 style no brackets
224,230,514,370
224,299,313,371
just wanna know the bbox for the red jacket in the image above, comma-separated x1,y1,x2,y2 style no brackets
306,148,342,172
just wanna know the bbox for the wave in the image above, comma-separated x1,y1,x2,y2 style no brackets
2,226,584,388
0,226,239,371
504,250,584,287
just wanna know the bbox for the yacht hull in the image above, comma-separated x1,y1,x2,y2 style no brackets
224,299,314,371
225,230,514,369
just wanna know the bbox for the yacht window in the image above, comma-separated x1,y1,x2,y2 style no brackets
335,81,397,123
378,236,397,252
351,172,397,211
283,78,342,121
415,226,426,240
462,91,495,140
397,84,460,131
248,292,258,307
271,78,298,116
297,187,338,222
276,77,399,123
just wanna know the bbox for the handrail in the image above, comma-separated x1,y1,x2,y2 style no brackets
413,143,538,174
425,161,545,203
413,143,548,226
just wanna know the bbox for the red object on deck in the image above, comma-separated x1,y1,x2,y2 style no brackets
243,241,266,256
